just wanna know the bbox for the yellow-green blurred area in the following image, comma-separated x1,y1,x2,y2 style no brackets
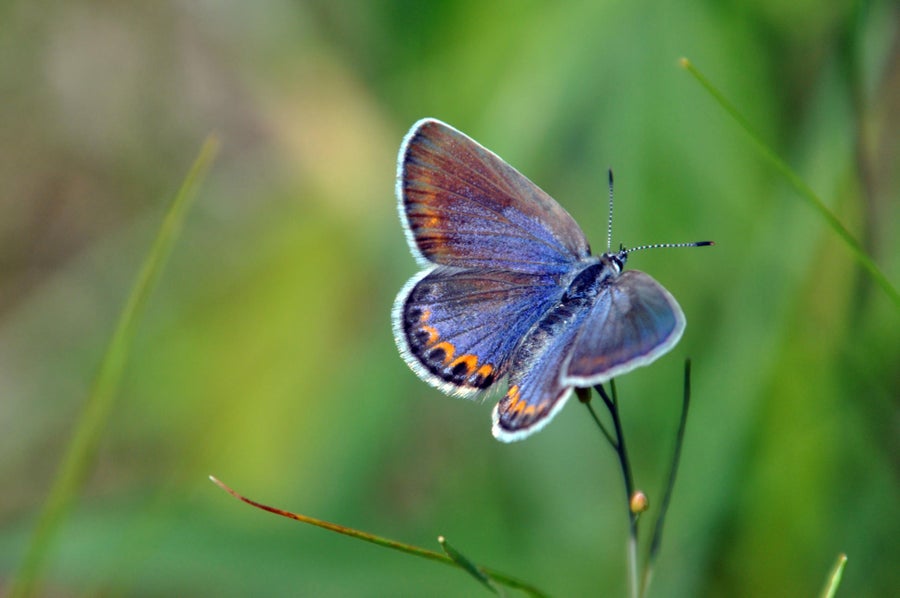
1,1,898,596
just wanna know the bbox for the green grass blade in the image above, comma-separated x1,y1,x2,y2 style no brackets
210,477,549,597
820,553,848,598
680,58,899,308
641,360,692,597
439,536,500,595
10,136,219,597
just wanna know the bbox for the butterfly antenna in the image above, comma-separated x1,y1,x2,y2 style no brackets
623,240,715,254
606,169,615,252
606,170,714,255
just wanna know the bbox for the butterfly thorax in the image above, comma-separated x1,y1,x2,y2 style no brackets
517,254,623,358
561,252,626,305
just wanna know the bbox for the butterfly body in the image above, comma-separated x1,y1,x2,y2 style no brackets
393,118,696,442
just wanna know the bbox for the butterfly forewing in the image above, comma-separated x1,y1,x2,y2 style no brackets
398,119,591,273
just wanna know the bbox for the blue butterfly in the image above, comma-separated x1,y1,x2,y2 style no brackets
392,119,710,442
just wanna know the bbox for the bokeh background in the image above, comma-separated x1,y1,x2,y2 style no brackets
1,1,898,596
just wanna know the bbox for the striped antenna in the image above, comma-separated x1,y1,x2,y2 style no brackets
606,169,615,252
605,169,714,254
624,240,714,254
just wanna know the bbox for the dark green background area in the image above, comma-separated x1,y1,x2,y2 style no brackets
1,2,897,596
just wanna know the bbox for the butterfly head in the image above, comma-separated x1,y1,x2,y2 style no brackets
598,247,628,274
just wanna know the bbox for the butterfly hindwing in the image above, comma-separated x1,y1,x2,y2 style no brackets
398,119,591,273
493,264,685,441
491,297,589,441
563,270,685,386
393,266,565,396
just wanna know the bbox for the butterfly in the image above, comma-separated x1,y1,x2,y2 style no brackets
392,118,710,442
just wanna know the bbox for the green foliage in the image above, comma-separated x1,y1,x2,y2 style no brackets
8,137,218,596
820,553,848,598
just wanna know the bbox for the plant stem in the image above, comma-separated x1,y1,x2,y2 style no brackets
627,532,639,598
819,553,848,598
641,359,693,597
210,477,549,597
595,382,639,598
680,57,899,308
9,136,218,598
584,400,617,449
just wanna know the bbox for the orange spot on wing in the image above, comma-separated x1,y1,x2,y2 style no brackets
449,354,478,375
420,325,439,345
431,341,455,364
506,385,526,415
412,208,441,230
420,309,432,323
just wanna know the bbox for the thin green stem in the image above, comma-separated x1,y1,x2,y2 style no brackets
596,382,615,412
595,382,638,598
641,359,693,597
597,383,636,500
627,533,639,598
584,400,618,449
10,136,219,598
820,553,848,598
439,536,500,595
210,477,548,597
680,57,899,308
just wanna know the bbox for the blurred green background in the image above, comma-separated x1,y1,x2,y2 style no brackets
1,1,898,596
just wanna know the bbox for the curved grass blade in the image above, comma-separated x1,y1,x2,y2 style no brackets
594,382,639,598
820,553,848,598
439,536,500,595
10,136,220,598
641,359,692,597
680,57,899,308
581,386,617,449
209,477,548,597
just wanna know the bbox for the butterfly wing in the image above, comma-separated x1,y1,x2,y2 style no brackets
491,299,588,442
563,271,685,386
393,267,565,396
398,118,591,274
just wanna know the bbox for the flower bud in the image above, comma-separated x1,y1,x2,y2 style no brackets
575,387,592,403
630,491,649,514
